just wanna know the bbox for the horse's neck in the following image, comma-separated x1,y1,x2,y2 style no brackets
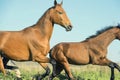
90,31,116,48
34,12,53,41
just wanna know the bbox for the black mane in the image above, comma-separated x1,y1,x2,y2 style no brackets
86,26,115,40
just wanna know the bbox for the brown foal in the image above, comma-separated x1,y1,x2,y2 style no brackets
49,25,120,80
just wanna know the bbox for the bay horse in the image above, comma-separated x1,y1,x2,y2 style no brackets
49,25,120,80
0,0,72,79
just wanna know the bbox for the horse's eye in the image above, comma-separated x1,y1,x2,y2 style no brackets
58,11,63,14
56,10,63,14
57,11,63,14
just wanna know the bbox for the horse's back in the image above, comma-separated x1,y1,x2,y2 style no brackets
0,31,11,49
0,30,30,60
0,27,31,48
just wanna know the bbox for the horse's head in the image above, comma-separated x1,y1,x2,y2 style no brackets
50,0,72,31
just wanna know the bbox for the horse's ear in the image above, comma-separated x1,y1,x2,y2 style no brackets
54,0,57,6
118,24,120,28
60,0,63,5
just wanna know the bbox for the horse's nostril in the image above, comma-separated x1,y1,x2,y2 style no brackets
69,25,73,30
70,25,73,28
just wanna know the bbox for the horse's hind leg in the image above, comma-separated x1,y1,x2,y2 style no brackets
0,56,5,75
3,57,22,79
3,57,18,69
49,59,57,80
3,57,9,67
49,59,63,80
52,50,74,80
61,61,74,80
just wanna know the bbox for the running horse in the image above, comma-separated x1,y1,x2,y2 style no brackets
49,25,120,80
0,0,72,79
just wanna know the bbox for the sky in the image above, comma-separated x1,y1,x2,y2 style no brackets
0,0,120,62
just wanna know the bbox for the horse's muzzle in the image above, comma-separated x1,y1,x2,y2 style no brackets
66,25,73,31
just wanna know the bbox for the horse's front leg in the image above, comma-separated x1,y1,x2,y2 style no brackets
109,63,115,80
109,62,120,80
39,63,50,79
34,64,50,80
34,55,50,80
94,57,120,80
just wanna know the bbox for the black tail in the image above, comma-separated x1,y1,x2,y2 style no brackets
49,49,53,59
49,48,57,65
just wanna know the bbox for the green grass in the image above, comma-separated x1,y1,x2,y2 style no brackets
70,65,120,80
0,62,120,80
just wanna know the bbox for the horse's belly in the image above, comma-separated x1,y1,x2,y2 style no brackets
1,46,30,61
67,52,90,65
4,52,29,61
65,44,89,65
68,58,89,65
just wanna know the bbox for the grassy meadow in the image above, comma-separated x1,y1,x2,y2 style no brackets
0,62,120,80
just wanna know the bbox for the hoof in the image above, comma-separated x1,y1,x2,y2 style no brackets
37,76,43,80
14,77,22,80
69,77,75,80
32,75,43,80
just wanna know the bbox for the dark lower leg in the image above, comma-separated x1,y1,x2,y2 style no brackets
110,67,114,80
109,62,118,80
3,57,9,67
113,63,120,71
42,66,50,77
37,66,50,80
109,62,120,80
5,65,19,70
94,58,120,80
49,59,64,80
109,62,120,71
3,57,18,70
3,57,21,79
49,59,57,80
